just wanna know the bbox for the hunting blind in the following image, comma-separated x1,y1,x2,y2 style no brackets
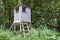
10,5,31,32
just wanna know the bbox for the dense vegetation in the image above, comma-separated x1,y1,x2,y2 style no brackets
0,0,60,40
0,28,60,40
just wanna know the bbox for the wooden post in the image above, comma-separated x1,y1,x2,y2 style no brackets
10,22,14,31
20,22,21,32
22,23,24,31
27,24,29,32
14,24,16,33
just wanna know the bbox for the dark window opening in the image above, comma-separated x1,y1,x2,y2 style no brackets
22,6,26,12
16,7,19,13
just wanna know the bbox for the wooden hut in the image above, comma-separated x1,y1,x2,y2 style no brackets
10,5,31,32
14,5,31,23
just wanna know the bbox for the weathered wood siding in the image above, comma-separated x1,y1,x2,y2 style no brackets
14,6,31,23
21,8,31,22
14,9,21,23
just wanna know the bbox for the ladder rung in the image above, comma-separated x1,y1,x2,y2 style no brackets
23,30,29,31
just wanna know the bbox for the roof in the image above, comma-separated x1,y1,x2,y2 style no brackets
14,5,30,9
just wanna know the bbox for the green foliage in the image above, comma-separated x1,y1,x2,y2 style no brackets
0,0,60,30
0,0,60,40
0,28,60,40
31,0,60,30
0,29,13,40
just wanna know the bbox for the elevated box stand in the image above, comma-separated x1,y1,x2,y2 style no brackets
10,5,31,33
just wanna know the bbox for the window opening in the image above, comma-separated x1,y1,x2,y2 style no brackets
22,6,26,12
16,7,19,13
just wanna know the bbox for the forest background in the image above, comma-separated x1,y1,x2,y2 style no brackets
0,0,60,40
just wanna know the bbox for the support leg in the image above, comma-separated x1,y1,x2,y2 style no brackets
22,23,24,31
14,24,16,33
27,25,29,32
20,23,21,32
10,22,14,31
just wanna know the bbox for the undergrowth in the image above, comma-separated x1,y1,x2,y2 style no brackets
0,28,60,40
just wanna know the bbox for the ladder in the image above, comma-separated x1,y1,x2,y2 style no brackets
21,23,30,36
10,22,30,33
21,23,29,32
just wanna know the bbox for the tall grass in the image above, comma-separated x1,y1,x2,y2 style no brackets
0,28,60,40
